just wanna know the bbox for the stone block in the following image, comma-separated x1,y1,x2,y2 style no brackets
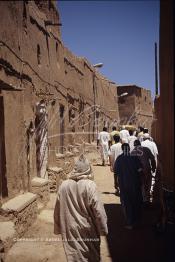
31,177,50,204
55,153,65,168
73,143,82,154
0,221,15,255
63,161,72,174
55,153,65,159
2,193,37,213
48,167,63,173
74,143,81,147
0,221,15,242
55,151,75,175
1,193,37,236
64,152,75,173
72,147,80,155
48,167,66,193
65,151,74,158
31,177,48,187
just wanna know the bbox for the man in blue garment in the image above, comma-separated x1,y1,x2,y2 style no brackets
114,143,143,229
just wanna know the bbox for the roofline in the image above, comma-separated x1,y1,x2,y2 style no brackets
117,84,151,92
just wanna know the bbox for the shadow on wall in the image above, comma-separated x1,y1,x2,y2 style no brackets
104,203,174,262
0,97,8,200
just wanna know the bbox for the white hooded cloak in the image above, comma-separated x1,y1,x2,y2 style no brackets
54,155,108,262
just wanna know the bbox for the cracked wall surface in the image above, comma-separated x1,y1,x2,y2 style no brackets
117,85,153,131
0,0,119,201
152,0,174,190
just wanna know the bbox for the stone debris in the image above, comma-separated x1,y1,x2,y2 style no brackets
47,167,65,193
31,177,50,204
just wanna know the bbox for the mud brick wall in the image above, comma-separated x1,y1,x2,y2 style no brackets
31,184,50,204
153,0,174,190
55,153,65,168
117,85,153,131
1,193,37,237
48,167,66,192
0,0,118,201
12,200,37,236
64,152,75,174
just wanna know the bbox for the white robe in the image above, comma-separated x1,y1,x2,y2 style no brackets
54,179,108,262
97,131,110,162
119,129,130,143
141,139,159,193
141,139,158,164
128,135,137,152
108,142,122,168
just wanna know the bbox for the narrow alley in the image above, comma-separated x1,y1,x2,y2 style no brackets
4,152,174,262
0,1,174,262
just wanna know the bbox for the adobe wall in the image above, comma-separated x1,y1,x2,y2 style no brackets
153,0,174,190
151,96,161,150
0,0,119,201
117,85,153,131
136,88,153,131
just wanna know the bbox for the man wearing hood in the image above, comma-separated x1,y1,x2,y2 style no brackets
54,154,108,262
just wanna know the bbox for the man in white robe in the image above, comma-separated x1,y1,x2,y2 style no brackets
108,134,122,194
141,133,159,196
97,127,110,166
128,129,137,152
54,154,108,262
141,133,158,165
119,126,130,143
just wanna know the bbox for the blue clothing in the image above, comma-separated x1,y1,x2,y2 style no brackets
114,153,143,225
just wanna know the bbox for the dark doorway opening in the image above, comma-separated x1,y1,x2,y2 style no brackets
59,105,65,153
0,96,8,200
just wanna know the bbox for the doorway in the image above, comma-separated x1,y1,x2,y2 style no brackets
59,105,65,153
0,96,8,200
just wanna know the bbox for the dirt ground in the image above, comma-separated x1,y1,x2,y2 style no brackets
5,152,175,262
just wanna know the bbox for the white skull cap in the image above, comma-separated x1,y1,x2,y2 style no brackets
143,133,150,138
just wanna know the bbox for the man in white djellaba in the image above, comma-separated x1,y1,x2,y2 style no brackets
119,125,130,143
54,154,108,262
97,126,110,166
141,133,159,195
141,133,158,165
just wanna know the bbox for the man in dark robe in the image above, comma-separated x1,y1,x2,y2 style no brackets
114,143,143,229
131,139,156,204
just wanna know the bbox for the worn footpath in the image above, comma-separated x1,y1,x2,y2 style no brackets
5,152,174,262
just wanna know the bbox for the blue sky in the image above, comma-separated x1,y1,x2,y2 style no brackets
57,0,160,98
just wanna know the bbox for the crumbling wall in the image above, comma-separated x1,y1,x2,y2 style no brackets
117,85,153,131
2,91,27,197
0,0,119,201
151,96,161,149
153,0,174,190
137,88,153,130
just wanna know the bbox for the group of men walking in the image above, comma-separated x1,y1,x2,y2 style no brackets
53,125,159,261
97,125,158,229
